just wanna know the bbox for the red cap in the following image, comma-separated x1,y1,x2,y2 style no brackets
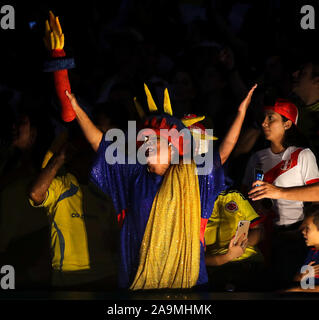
264,99,299,125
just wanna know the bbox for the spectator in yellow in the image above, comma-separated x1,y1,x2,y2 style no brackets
29,130,118,290
205,189,265,291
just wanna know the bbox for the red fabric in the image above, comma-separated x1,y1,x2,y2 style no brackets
249,217,262,228
306,178,319,185
51,49,76,122
200,218,208,246
51,49,66,58
117,209,126,229
264,99,298,125
264,148,303,184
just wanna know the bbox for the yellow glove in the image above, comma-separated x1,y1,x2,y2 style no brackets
43,11,64,51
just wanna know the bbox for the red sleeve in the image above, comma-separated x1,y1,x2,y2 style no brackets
51,49,76,122
306,178,319,185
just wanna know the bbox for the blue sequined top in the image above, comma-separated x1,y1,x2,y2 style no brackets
90,134,225,288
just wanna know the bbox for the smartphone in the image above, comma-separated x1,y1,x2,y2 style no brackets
234,220,250,245
255,168,264,187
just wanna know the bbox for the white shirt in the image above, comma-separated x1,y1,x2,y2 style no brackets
243,146,319,226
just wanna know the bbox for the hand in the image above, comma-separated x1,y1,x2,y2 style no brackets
227,234,248,261
237,84,258,114
300,261,319,282
57,141,81,164
248,181,282,201
65,90,79,111
219,47,235,71
43,11,64,51
307,261,319,276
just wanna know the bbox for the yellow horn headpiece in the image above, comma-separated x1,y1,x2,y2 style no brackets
181,115,205,128
142,83,173,116
144,83,158,113
163,88,173,116
181,115,218,140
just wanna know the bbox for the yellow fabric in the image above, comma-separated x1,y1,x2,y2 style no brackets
130,162,201,290
29,173,117,276
205,190,260,261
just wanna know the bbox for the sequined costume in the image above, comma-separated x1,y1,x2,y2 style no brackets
90,90,225,289
42,11,230,289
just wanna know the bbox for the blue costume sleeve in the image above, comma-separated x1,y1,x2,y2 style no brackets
90,133,138,213
197,149,225,220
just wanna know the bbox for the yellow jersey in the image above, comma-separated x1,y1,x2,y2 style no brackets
205,190,261,261
29,173,118,280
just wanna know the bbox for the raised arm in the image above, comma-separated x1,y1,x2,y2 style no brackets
219,84,257,165
29,147,66,205
43,12,102,151
65,91,103,152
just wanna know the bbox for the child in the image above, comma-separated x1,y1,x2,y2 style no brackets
294,205,319,286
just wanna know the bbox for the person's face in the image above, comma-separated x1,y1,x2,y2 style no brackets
292,63,317,102
144,136,172,175
261,110,287,143
302,216,319,247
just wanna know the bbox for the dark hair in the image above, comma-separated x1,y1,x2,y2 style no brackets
281,116,309,149
305,205,319,231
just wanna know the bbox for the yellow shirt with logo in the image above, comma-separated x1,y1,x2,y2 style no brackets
205,190,262,261
29,173,118,283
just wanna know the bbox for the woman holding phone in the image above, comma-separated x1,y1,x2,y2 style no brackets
242,99,319,289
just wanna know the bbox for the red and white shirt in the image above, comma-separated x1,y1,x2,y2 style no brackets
243,147,319,226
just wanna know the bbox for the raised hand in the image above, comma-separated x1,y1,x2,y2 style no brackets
238,84,258,114
218,83,258,165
